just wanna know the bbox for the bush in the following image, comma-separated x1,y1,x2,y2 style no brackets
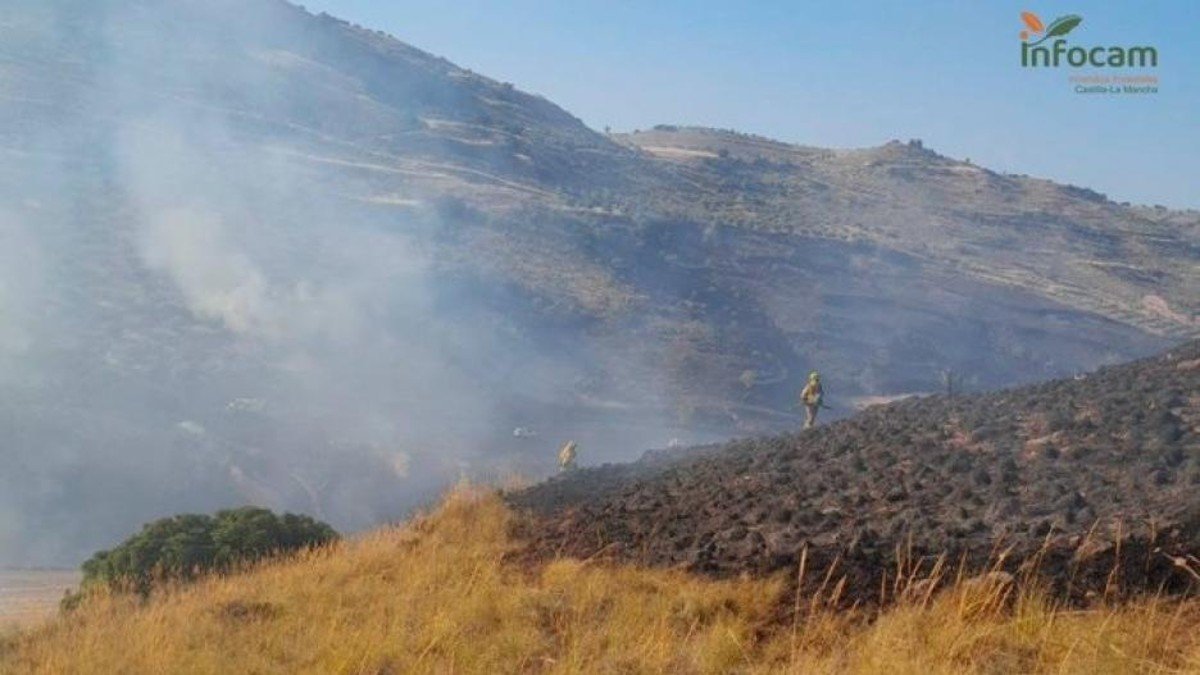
79,507,338,594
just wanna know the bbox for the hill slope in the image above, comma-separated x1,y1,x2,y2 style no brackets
616,127,1199,339
7,489,1200,673
513,340,1200,599
0,0,1194,565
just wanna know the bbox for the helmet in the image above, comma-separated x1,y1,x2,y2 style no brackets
808,371,820,381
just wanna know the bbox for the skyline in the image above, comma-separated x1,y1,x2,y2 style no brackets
301,1,1198,209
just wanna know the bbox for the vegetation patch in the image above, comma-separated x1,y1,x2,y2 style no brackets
75,507,338,596
6,489,1200,673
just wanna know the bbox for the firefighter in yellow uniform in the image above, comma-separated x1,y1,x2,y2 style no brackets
800,371,824,429
558,440,578,472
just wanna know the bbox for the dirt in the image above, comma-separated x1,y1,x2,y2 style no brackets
509,340,1200,603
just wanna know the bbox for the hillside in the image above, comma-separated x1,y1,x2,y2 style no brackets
0,0,1195,566
6,488,1200,673
513,340,1200,600
616,127,1199,339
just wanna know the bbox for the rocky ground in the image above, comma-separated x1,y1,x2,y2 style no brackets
510,340,1200,602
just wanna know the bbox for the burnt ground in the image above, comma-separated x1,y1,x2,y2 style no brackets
509,340,1200,603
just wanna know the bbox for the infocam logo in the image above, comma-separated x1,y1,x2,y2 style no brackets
1019,11,1157,68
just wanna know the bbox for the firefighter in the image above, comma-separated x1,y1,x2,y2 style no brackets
557,440,578,472
800,371,824,429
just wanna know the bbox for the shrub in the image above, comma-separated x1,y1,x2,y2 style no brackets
79,507,338,594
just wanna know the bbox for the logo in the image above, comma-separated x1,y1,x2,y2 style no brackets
1020,11,1082,45
1019,11,1157,69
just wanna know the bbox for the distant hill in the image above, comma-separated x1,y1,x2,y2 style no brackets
513,340,1200,599
0,0,1194,565
615,127,1198,339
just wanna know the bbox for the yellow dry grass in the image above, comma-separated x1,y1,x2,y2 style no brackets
3,486,1200,674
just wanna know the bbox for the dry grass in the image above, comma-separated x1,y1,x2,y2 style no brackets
4,486,1200,674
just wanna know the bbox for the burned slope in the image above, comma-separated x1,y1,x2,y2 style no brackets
512,341,1200,600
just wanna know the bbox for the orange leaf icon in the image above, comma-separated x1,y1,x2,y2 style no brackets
1021,11,1044,33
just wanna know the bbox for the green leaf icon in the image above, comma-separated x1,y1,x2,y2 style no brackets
1029,14,1082,45
1045,15,1083,37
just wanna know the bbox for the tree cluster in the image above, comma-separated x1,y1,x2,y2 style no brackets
80,507,339,593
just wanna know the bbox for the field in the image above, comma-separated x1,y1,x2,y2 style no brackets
4,488,1200,674
0,571,79,630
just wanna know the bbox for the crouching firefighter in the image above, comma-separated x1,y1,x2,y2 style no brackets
557,440,578,472
800,371,824,429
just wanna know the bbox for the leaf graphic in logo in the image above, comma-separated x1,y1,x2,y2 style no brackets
1043,14,1083,38
1021,11,1044,33
1027,14,1083,45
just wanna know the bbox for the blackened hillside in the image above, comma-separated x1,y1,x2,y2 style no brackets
512,340,1200,600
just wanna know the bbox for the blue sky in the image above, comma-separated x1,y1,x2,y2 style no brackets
302,1,1198,208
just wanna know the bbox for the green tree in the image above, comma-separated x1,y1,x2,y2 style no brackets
78,507,338,595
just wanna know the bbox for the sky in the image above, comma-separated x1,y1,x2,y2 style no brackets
299,0,1198,209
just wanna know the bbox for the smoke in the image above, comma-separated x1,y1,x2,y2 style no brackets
139,207,272,335
101,111,507,540
0,2,422,564
0,0,706,567
0,211,41,362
